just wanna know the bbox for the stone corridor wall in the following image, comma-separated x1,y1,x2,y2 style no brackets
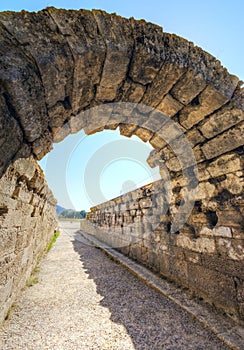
0,157,57,322
86,170,244,322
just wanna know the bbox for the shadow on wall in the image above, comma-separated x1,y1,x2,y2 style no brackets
71,233,228,349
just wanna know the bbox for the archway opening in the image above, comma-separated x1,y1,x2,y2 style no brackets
39,127,161,212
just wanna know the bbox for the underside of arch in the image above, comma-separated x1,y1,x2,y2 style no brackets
0,7,243,175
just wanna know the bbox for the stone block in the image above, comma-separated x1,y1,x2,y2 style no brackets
185,128,205,147
195,181,216,200
201,254,244,280
0,172,17,197
193,145,206,163
171,248,189,282
202,122,244,160
143,61,185,108
128,202,139,211
84,105,113,135
0,94,23,179
1,11,72,131
0,26,47,142
187,263,237,311
159,253,172,278
157,121,186,145
129,20,164,85
141,246,149,262
185,251,201,264
157,93,184,117
199,105,244,139
148,251,160,271
176,235,216,254
134,127,154,142
149,134,166,151
139,197,152,208
130,243,142,260
216,238,244,261
200,226,232,238
119,203,127,211
119,124,137,137
207,153,242,178
189,213,210,224
196,164,211,181
68,115,85,135
219,174,243,195
166,157,181,172
171,69,207,105
142,110,168,133
232,227,244,240
120,80,146,103
179,85,228,129
17,187,33,204
14,158,36,179
47,8,106,110
0,225,17,255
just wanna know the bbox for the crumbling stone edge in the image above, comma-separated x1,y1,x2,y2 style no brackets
79,230,244,350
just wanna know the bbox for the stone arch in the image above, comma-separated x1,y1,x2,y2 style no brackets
0,8,243,173
0,8,243,228
0,8,243,322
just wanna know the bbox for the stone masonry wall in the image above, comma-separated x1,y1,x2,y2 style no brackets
0,157,57,323
86,173,244,323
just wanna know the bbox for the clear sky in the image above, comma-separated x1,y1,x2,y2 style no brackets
1,1,243,210
41,129,160,210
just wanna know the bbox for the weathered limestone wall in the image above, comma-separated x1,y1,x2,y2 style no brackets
0,157,57,322
86,171,244,322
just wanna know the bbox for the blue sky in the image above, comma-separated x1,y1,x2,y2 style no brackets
41,129,160,210
1,1,243,210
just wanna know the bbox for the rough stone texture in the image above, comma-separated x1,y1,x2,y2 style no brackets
0,157,57,323
0,8,243,325
87,178,244,323
0,222,234,350
0,8,242,176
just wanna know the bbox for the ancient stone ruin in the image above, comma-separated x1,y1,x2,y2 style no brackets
0,8,243,323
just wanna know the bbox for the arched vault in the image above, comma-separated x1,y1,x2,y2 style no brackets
0,8,243,176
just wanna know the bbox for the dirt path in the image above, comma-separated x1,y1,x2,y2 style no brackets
0,221,229,349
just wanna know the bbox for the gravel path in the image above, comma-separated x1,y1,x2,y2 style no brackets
0,221,230,350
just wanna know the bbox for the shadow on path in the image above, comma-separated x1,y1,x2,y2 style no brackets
72,231,228,350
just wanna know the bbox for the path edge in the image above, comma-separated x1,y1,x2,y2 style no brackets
79,230,244,350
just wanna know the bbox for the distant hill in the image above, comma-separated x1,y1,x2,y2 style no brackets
56,205,66,214
56,205,86,219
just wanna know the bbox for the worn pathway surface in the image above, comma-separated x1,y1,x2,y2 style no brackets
0,222,232,349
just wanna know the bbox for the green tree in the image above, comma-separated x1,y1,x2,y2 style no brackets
80,210,86,218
